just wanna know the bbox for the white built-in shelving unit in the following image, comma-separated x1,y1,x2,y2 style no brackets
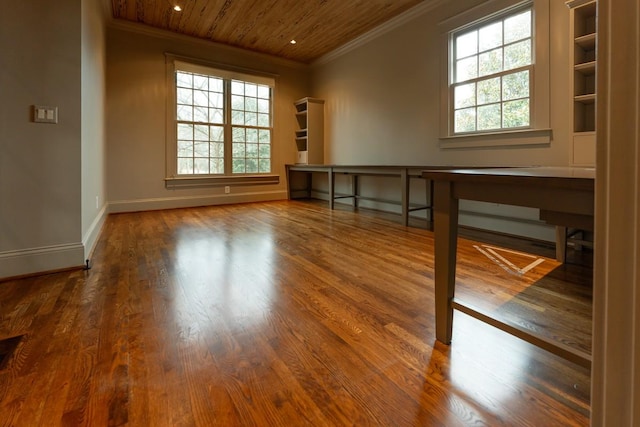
294,97,324,165
566,0,597,166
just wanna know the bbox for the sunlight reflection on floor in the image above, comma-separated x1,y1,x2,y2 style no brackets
172,226,277,340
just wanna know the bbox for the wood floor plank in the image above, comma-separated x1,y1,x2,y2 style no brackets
0,200,592,426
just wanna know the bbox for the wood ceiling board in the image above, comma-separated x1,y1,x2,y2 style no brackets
110,0,426,63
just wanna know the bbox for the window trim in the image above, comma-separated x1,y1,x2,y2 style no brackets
165,54,279,187
439,0,551,149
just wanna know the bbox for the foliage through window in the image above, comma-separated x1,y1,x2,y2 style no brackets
451,7,532,134
175,63,273,176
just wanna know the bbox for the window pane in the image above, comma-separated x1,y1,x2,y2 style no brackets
257,86,270,99
244,83,257,97
193,75,208,90
504,39,531,70
194,158,209,174
231,95,244,110
257,99,270,114
477,77,501,105
211,142,224,157
257,113,270,127
454,83,476,109
209,108,224,124
233,159,245,173
456,56,478,83
178,158,193,174
259,129,271,143
176,72,192,88
233,143,245,157
456,30,477,59
194,90,208,107
246,143,259,158
259,159,271,173
233,127,245,142
177,88,193,104
245,113,258,126
259,144,271,158
503,98,530,127
478,48,503,77
231,110,244,125
477,104,501,130
194,141,209,157
194,125,209,141
245,159,259,174
454,107,476,133
245,97,257,112
178,123,193,140
231,81,244,95
177,105,193,121
210,158,224,174
177,140,193,157
503,70,529,100
209,77,223,92
479,21,502,52
504,10,531,44
194,106,208,122
209,92,223,109
210,125,224,142
246,128,258,143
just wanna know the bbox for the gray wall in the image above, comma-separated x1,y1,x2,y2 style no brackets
105,24,310,212
309,0,573,241
0,0,90,277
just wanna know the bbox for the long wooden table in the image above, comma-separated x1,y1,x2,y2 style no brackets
286,164,436,226
422,166,595,368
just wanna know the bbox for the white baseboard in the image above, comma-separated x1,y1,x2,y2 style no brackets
108,190,288,213
83,204,109,260
0,243,85,279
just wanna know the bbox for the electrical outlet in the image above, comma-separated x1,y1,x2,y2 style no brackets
224,186,230,194
95,196,99,209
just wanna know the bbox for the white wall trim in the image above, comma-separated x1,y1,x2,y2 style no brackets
108,190,287,213
591,0,640,424
83,204,108,261
312,0,447,66
0,243,85,279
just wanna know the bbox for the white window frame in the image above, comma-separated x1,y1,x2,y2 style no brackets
165,54,279,188
439,0,551,149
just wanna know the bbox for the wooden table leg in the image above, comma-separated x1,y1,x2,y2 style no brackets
433,180,459,344
555,226,567,262
352,175,359,208
401,169,409,226
304,171,312,198
329,168,335,210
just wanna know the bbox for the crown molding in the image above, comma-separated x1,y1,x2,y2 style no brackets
312,0,447,67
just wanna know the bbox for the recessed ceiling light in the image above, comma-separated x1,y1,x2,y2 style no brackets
173,5,182,11
290,40,297,45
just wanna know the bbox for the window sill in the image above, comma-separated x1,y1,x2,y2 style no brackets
165,174,280,189
439,128,552,149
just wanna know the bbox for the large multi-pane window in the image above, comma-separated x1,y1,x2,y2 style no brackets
451,6,533,134
173,61,273,176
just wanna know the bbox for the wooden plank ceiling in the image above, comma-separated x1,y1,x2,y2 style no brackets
110,0,425,63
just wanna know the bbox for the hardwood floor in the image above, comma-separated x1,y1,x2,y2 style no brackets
0,200,592,426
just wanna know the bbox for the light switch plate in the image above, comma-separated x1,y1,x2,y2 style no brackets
33,105,58,124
